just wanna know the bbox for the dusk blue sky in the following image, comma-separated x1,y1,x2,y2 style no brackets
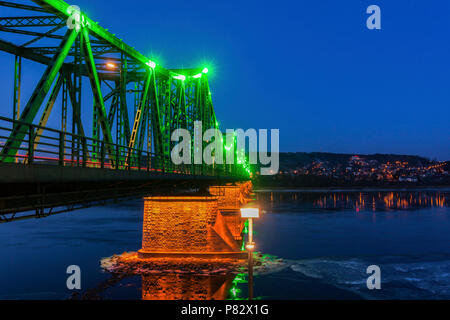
0,0,449,159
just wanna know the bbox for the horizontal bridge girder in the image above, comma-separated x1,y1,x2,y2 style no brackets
28,45,118,57
0,1,48,12
0,25,65,39
0,0,251,196
0,15,63,27
0,162,241,184
31,0,172,78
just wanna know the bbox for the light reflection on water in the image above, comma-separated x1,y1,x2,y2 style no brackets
256,190,449,211
141,274,237,300
81,272,249,300
2,189,450,299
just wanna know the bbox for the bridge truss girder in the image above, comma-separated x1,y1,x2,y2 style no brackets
0,0,248,178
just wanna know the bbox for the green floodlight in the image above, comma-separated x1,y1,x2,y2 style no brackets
146,60,156,69
202,67,209,74
192,73,202,79
173,74,186,81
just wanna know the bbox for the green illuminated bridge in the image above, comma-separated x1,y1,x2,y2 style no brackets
0,0,251,222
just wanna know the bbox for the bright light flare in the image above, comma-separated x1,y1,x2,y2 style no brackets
240,208,259,218
173,74,186,81
146,60,156,69
106,62,116,69
245,242,255,251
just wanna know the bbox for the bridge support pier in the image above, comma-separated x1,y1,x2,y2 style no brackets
209,182,254,244
138,195,247,259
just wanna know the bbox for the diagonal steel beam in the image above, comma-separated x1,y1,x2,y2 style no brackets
31,0,170,77
35,73,63,136
80,27,115,159
119,56,131,145
127,70,152,154
63,71,85,136
24,73,63,163
0,38,51,64
0,28,78,162
108,93,119,128
21,25,64,47
149,73,163,156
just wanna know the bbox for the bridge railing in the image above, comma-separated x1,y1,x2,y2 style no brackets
0,116,247,178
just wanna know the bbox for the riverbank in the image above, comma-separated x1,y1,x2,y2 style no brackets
254,186,450,192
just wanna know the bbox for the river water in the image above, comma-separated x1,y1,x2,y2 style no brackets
1,188,449,299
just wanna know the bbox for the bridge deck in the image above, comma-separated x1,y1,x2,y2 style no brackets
0,162,244,222
0,162,240,184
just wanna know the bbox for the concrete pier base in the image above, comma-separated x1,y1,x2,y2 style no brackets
139,195,246,259
209,183,253,242
137,250,247,259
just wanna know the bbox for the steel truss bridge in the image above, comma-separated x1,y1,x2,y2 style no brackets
0,0,250,222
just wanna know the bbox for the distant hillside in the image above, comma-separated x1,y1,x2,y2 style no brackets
252,152,449,188
277,152,431,170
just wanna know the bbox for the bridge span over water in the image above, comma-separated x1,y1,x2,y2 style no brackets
0,0,251,222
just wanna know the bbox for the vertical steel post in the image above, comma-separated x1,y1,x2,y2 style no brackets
92,96,99,161
72,34,82,165
115,143,120,170
82,137,87,167
248,218,254,300
13,55,21,122
127,147,131,170
59,131,64,166
61,76,68,132
138,150,141,171
28,125,34,164
100,141,105,169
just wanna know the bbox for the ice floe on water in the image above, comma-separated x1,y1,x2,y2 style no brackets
288,257,450,299
100,251,450,299
100,251,288,276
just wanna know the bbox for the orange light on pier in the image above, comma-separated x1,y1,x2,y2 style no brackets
209,183,253,244
138,196,246,259
209,185,241,211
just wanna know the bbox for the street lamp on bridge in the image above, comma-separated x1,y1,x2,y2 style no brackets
240,207,260,300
